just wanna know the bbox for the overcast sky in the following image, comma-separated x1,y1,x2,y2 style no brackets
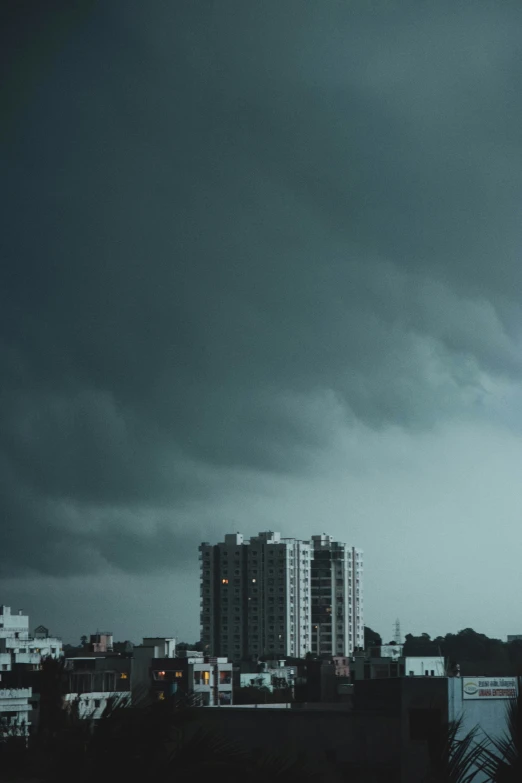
2,0,522,645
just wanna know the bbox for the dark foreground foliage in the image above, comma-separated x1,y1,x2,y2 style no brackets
0,696,336,783
476,693,522,783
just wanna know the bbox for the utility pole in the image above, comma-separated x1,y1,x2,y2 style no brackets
394,619,401,645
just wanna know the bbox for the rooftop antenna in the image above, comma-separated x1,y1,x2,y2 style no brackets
394,618,402,645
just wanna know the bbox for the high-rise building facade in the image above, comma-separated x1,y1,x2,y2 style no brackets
310,534,364,657
199,532,312,660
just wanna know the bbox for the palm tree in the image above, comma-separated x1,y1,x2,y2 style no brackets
477,692,522,782
426,717,487,783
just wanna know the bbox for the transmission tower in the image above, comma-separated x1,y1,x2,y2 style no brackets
393,618,402,645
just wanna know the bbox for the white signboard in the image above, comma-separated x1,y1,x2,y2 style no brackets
463,677,518,700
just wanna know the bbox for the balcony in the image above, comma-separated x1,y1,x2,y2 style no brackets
13,653,41,666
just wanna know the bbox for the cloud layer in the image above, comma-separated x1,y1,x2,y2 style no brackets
2,0,522,592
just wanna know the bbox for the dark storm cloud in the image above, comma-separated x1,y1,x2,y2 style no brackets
2,0,522,575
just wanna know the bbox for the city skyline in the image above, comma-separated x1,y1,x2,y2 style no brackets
3,1,522,645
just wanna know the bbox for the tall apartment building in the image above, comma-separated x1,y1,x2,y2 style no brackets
199,532,312,660
311,534,364,657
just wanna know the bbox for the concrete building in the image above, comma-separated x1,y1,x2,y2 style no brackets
63,691,131,719
197,676,520,782
0,606,62,734
332,655,350,677
62,653,132,721
0,608,62,670
311,534,364,657
239,659,297,694
200,532,312,660
132,639,233,706
0,687,32,736
88,632,113,653
352,644,445,680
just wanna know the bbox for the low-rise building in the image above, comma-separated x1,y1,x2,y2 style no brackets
239,659,297,694
63,691,131,719
88,632,113,653
0,607,63,734
0,608,62,672
199,675,520,783
352,644,445,680
0,687,32,736
332,655,350,677
132,639,233,706
62,652,132,720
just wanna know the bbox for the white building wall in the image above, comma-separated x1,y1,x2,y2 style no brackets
0,607,29,636
240,672,273,691
404,656,445,676
353,548,364,651
33,638,63,658
0,687,31,735
0,606,62,659
311,536,364,657
142,637,176,657
448,677,520,783
64,691,131,720
0,653,12,673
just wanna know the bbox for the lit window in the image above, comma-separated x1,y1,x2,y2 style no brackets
120,672,128,679
222,578,229,584
175,671,183,678
202,671,210,684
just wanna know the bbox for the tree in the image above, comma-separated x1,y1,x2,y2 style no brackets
364,625,382,648
478,693,522,782
426,717,486,783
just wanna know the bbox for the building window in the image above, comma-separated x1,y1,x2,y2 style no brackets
175,671,183,678
202,671,210,684
94,699,101,708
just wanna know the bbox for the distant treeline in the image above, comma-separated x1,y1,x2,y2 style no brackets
365,626,522,676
